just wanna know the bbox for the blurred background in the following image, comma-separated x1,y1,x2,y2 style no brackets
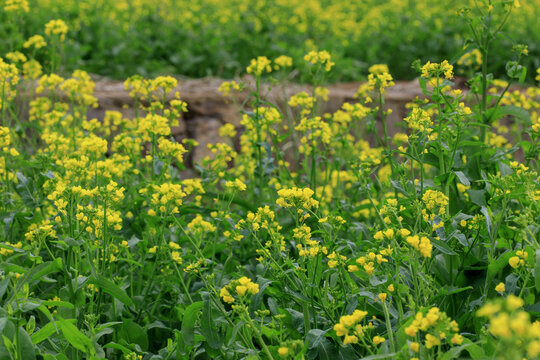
1,0,538,82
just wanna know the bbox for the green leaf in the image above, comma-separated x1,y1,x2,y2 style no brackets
306,329,335,359
487,252,513,280
181,301,203,346
361,354,397,360
103,342,132,355
41,300,74,309
454,171,470,186
431,238,458,256
88,276,132,306
200,296,222,349
480,207,492,238
118,319,148,351
17,327,36,360
489,105,530,124
468,189,486,206
31,322,58,344
58,318,95,355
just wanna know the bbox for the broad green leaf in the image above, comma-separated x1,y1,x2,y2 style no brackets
487,252,514,280
88,276,132,306
181,301,203,346
454,171,470,186
468,190,486,206
58,318,95,355
200,296,222,349
480,207,492,238
118,319,148,351
31,322,58,344
306,329,335,360
431,238,458,256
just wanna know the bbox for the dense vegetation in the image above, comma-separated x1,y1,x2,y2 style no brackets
0,0,539,359
0,0,538,81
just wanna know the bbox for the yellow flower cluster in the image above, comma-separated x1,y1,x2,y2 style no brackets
246,56,272,76
304,50,334,71
508,249,528,269
0,241,22,256
333,309,370,345
422,189,449,220
421,60,453,80
274,55,293,70
349,248,392,275
477,296,540,358
296,239,328,258
218,80,242,97
0,58,19,108
327,251,347,268
224,178,247,192
276,187,319,210
295,116,332,154
187,214,216,235
406,235,433,258
44,19,69,41
59,70,98,107
367,70,395,94
24,220,57,242
24,35,47,49
36,73,64,93
138,114,171,140
158,138,187,164
220,277,259,304
4,0,29,13
236,206,285,260
148,75,177,96
288,92,315,114
146,183,185,215
404,107,434,134
405,308,463,351
169,241,183,265
0,127,19,157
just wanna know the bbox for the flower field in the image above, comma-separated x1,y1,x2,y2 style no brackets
1,0,540,359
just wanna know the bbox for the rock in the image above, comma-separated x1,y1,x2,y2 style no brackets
189,116,228,165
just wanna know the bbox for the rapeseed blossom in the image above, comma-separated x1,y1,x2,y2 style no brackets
220,277,259,304
45,19,69,41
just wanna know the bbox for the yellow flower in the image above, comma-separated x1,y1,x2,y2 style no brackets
507,295,524,311
424,333,440,349
495,282,505,293
410,342,420,352
451,333,463,345
24,35,46,49
246,56,272,76
343,335,358,345
4,0,29,13
274,55,293,69
304,50,335,71
372,336,385,345
421,60,453,80
278,347,289,357
45,19,69,42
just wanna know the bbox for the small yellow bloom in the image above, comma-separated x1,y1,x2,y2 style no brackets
495,282,505,293
278,347,289,357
